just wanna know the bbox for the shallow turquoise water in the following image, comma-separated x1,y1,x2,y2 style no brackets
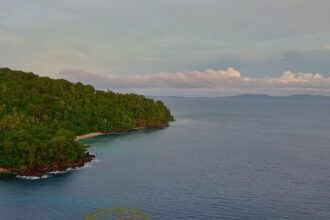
1,97,330,219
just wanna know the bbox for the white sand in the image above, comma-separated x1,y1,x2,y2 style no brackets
75,132,104,141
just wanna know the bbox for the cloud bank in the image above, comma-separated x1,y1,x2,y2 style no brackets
1,1,330,75
55,68,330,96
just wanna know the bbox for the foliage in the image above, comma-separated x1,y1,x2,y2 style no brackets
0,68,173,173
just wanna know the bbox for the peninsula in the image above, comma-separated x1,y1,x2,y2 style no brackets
0,68,174,177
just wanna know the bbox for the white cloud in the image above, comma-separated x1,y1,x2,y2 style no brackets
324,45,330,50
55,68,330,96
278,71,323,83
141,57,166,62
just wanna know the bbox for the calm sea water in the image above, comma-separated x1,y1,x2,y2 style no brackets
1,97,330,220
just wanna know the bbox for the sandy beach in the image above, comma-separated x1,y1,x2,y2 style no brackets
75,132,104,141
75,126,168,141
0,167,9,174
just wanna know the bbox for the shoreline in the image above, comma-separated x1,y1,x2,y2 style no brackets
1,125,169,178
75,132,104,141
5,153,95,178
0,167,9,174
76,125,169,141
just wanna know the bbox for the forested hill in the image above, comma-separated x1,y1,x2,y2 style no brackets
0,68,174,176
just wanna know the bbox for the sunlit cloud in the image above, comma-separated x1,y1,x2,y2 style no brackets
55,68,330,95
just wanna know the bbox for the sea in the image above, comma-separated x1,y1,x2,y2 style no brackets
1,96,330,219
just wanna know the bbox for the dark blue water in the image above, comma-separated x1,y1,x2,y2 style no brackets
1,97,330,219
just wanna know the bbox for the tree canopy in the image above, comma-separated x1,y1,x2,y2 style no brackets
0,68,173,175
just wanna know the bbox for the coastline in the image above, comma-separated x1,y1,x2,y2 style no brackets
0,167,9,174
75,132,104,141
76,125,169,141
1,125,169,178
8,153,95,177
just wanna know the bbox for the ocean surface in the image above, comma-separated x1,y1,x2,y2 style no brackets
1,97,330,219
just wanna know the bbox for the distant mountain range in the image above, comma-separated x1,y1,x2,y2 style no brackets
225,94,330,101
154,94,330,101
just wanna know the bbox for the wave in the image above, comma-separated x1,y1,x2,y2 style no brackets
16,175,49,180
16,157,99,180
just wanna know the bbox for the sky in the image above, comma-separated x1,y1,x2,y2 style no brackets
1,0,330,96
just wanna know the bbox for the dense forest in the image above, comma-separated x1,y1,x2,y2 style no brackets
0,68,173,176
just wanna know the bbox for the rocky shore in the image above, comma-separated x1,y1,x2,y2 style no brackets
0,167,9,174
0,125,169,178
5,153,95,177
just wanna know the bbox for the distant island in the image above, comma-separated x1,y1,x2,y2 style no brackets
0,68,174,177
224,94,330,100
155,94,330,101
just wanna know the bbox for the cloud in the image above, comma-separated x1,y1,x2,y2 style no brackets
274,47,330,74
1,1,330,76
278,71,323,83
55,68,330,95
56,68,246,89
141,57,166,63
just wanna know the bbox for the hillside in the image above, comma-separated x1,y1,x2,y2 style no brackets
0,68,173,176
